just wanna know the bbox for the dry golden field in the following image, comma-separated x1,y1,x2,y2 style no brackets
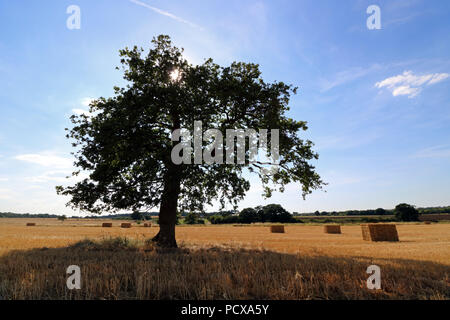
0,218,449,299
1,218,449,264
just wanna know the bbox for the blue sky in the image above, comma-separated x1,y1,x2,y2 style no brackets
0,0,449,215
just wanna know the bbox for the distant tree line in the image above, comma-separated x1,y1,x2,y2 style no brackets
1,204,447,223
297,206,450,217
0,212,159,220
418,206,450,215
0,212,61,218
183,203,430,224
300,208,391,216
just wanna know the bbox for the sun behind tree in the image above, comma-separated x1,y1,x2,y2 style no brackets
56,35,324,248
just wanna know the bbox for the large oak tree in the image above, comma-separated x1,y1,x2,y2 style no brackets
57,35,324,247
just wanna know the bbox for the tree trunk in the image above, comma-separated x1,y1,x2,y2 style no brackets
152,221,177,248
152,107,182,248
152,164,181,248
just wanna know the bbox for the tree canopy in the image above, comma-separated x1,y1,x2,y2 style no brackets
56,35,324,247
394,203,420,221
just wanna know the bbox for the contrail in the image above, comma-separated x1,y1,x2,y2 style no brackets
128,0,203,30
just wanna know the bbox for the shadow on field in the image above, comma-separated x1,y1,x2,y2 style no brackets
0,238,448,300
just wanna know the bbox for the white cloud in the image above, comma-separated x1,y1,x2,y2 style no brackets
81,97,94,107
392,85,421,98
15,152,73,169
375,70,449,98
71,97,95,116
72,108,91,116
129,0,203,30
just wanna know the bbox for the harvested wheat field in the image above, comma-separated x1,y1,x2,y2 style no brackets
0,218,449,299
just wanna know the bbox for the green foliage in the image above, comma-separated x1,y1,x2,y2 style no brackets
239,208,259,223
294,216,396,224
131,211,144,221
184,212,202,225
418,206,450,214
259,204,294,223
304,208,392,216
394,203,420,221
57,215,67,222
208,215,240,224
209,204,295,224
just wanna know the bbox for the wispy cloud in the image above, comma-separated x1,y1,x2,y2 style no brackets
375,70,449,98
128,0,203,30
320,64,382,92
412,145,450,158
14,152,73,169
384,12,421,27
26,171,72,183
